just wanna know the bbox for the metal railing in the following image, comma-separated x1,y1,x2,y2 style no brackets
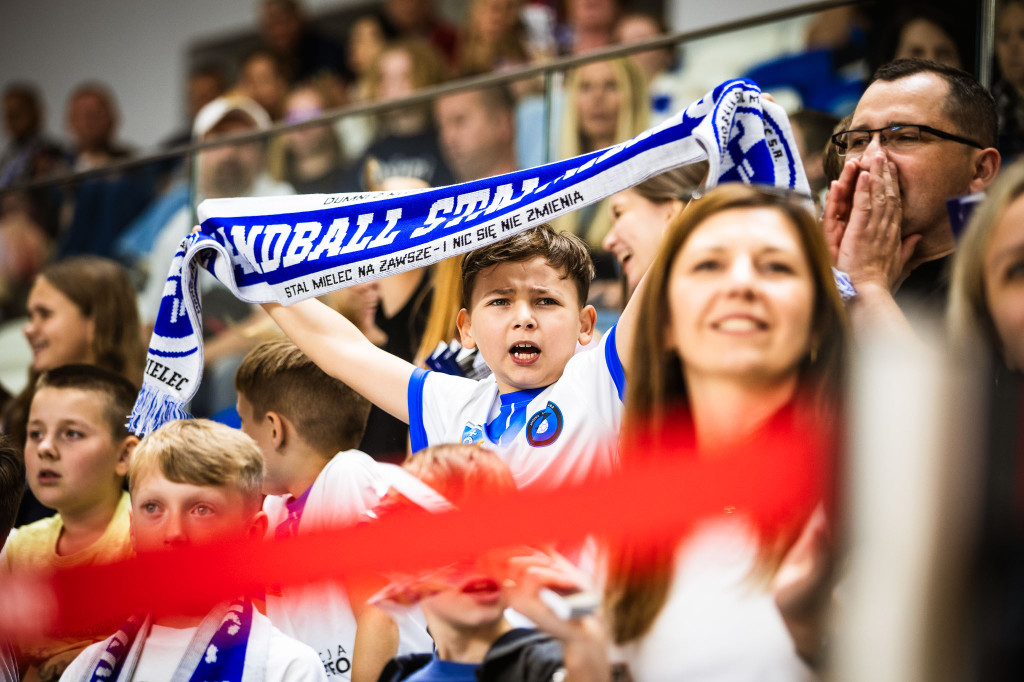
0,0,863,196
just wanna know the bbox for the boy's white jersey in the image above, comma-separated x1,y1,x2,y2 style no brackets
262,450,433,679
409,326,625,490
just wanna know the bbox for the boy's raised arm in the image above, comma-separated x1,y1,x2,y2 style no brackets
262,298,415,422
612,273,647,379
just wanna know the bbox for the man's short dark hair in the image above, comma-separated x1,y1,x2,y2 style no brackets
34,365,138,441
0,437,25,542
461,224,595,308
871,58,997,149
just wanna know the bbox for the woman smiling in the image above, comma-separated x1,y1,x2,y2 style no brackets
606,183,847,679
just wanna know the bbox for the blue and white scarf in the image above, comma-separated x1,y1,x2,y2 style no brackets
74,600,267,682
129,78,809,436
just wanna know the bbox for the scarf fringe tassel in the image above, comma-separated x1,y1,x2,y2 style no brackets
128,384,192,437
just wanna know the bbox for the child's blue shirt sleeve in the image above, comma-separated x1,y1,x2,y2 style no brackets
603,324,626,401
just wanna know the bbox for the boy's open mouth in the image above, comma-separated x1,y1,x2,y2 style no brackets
37,469,60,485
461,577,502,603
509,342,540,365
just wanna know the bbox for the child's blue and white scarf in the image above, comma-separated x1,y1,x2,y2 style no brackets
129,78,809,436
75,600,267,682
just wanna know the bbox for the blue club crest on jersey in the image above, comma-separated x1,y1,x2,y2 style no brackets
461,423,484,445
526,402,563,447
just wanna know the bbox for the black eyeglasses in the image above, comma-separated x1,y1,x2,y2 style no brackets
830,124,984,157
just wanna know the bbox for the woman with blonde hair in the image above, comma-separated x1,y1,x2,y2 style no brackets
948,158,1024,371
606,183,846,678
555,58,648,246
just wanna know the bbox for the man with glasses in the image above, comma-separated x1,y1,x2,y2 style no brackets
824,58,1000,332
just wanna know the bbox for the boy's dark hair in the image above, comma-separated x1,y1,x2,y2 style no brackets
461,225,596,308
871,58,997,149
0,436,25,542
34,365,137,440
235,339,371,455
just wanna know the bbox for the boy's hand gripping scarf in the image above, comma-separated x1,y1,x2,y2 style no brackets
74,599,269,682
130,78,810,436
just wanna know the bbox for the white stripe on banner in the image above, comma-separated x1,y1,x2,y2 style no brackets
129,78,810,436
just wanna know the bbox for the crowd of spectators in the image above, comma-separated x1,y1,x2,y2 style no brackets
1,0,1023,680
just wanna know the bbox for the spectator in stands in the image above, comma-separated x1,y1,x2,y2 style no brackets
0,86,65,299
138,95,292,328
1,256,143,475
378,0,459,67
259,0,347,84
601,165,704,301
280,79,348,194
65,82,132,172
59,83,153,259
435,85,518,183
823,59,1000,333
346,40,454,190
0,192,51,320
457,0,531,76
873,5,966,73
555,58,647,246
59,418,325,682
949,158,1024,372
238,49,292,122
347,14,387,91
338,13,389,160
607,183,846,678
993,0,1024,162
613,12,688,125
4,365,140,681
0,83,67,188
559,0,621,55
161,62,230,150
366,444,608,682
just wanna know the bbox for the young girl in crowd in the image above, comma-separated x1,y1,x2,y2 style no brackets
949,157,1024,372
605,184,847,679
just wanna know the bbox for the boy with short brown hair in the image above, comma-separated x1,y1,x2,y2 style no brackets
373,444,609,682
235,339,429,679
3,364,139,681
264,224,640,494
60,418,326,682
